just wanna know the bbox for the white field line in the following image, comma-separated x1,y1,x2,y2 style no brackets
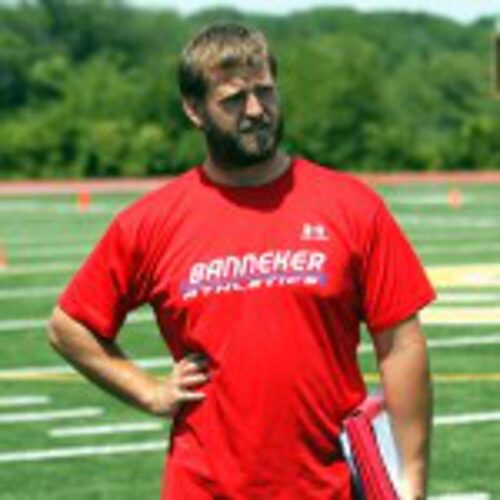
3,241,499,263
50,410,500,439
398,214,500,228
0,440,167,463
0,407,103,424
387,194,471,206
0,311,153,333
0,292,480,306
49,422,164,438
424,318,500,327
0,333,498,379
0,201,116,214
0,289,485,304
411,233,498,245
1,411,500,465
1,285,498,305
419,243,500,255
49,410,500,439
436,292,500,304
429,494,490,500
0,262,77,276
0,286,61,300
0,319,56,332
0,357,172,378
0,396,51,408
422,334,500,349
358,333,500,353
428,334,500,348
0,264,489,287
48,409,500,440
1,237,97,248
3,304,500,333
387,193,500,206
6,242,500,261
435,411,500,426
11,246,90,259
0,230,487,248
4,311,496,336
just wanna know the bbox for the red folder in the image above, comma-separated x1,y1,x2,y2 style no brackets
340,393,400,500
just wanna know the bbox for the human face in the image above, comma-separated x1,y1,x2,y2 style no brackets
201,65,283,169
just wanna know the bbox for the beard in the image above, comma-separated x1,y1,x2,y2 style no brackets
203,110,284,169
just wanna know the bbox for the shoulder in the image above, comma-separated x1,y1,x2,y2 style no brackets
114,168,198,233
296,157,384,214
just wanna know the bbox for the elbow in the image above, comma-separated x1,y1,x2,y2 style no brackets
46,308,67,354
47,314,60,352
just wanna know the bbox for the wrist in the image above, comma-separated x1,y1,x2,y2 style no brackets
397,472,427,500
143,376,176,418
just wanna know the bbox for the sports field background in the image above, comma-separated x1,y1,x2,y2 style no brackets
0,176,499,499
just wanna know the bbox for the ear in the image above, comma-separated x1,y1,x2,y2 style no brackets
182,98,205,129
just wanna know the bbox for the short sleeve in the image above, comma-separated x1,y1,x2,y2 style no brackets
360,200,436,334
58,216,147,340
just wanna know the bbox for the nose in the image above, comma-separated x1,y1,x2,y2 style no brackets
244,92,264,118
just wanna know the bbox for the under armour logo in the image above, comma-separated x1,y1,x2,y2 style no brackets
301,223,329,241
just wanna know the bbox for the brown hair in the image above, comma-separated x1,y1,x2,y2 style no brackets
178,22,277,101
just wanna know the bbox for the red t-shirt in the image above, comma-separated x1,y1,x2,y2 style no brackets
59,158,435,499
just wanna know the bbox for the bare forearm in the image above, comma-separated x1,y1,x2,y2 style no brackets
381,339,432,498
47,306,209,418
48,307,160,414
374,317,433,499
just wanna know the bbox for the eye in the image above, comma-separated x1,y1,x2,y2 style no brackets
254,86,276,103
220,92,246,110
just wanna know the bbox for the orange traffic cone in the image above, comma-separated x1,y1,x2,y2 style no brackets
77,190,92,213
447,188,463,209
0,243,7,270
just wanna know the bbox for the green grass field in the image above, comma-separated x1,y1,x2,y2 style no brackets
0,181,499,499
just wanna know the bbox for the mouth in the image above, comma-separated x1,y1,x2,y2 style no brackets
239,118,272,135
240,125,272,137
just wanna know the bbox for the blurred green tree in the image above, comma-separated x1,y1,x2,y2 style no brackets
0,2,498,177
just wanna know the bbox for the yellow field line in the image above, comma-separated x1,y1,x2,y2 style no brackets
422,307,500,324
0,373,81,382
0,372,166,382
428,263,500,288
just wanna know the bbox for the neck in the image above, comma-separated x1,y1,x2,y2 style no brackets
202,151,291,187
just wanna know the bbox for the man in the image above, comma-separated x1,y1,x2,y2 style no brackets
48,23,434,499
